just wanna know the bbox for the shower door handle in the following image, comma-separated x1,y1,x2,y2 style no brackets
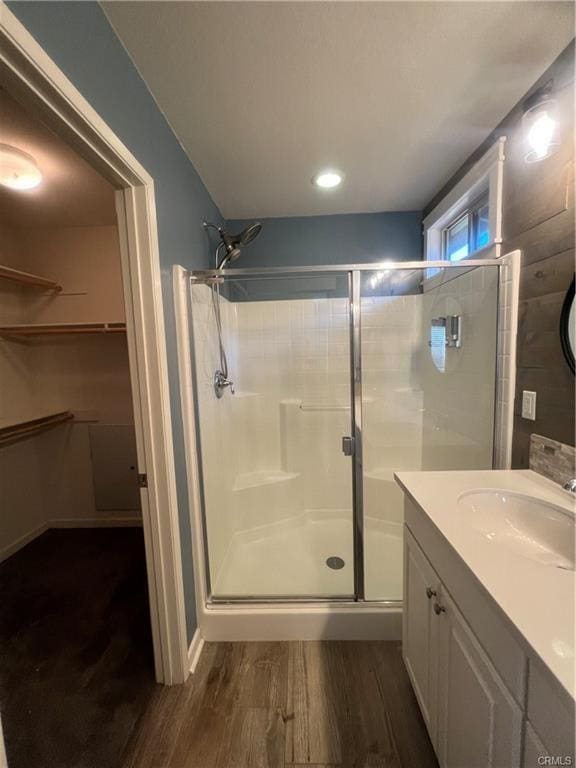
341,436,355,456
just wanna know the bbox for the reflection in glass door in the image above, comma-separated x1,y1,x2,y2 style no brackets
189,272,356,599
360,265,499,600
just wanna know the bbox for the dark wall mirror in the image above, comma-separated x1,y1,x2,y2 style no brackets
560,277,575,374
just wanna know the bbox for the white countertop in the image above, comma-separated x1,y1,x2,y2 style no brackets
395,469,576,701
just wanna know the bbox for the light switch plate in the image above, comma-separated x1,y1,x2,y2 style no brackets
522,390,537,421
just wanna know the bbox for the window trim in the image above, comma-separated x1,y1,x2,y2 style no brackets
424,137,506,268
442,190,490,262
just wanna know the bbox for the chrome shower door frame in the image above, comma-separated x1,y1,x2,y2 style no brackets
189,259,502,606
350,271,365,600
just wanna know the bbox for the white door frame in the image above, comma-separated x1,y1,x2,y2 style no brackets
0,3,190,684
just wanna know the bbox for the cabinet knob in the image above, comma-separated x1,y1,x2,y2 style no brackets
426,587,437,599
433,602,446,616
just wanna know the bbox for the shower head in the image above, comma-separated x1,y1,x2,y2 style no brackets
204,221,262,269
218,247,242,269
236,222,262,246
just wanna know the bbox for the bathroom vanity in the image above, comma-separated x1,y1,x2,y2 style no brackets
395,469,575,768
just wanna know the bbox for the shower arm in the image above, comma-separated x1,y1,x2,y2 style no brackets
204,221,224,237
204,222,234,269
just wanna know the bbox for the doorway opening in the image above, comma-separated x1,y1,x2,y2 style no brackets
0,81,163,768
0,0,190,695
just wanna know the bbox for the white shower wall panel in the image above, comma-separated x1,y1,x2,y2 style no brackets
419,267,498,471
190,285,239,578
191,269,498,599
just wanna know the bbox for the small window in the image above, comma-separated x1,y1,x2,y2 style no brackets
472,199,490,251
442,193,490,262
445,214,469,262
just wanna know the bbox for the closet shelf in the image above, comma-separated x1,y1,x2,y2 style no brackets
0,264,63,292
0,410,73,446
0,321,126,337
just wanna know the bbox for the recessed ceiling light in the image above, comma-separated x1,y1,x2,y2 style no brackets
0,144,43,190
312,169,344,189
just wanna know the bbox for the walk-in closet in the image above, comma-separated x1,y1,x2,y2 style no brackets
0,86,155,768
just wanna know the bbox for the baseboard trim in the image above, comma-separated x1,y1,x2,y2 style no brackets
0,522,48,563
50,517,143,529
0,710,8,768
1,518,143,563
187,629,204,675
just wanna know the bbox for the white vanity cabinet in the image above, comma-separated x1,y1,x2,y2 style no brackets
435,588,523,768
403,526,441,737
403,528,523,767
397,472,575,768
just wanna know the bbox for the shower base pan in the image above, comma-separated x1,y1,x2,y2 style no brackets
198,600,402,642
197,512,403,641
212,511,402,599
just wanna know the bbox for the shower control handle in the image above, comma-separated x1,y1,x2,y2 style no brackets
426,587,437,600
214,370,235,398
341,436,355,456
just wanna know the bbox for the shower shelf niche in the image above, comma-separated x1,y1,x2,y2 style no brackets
232,469,300,492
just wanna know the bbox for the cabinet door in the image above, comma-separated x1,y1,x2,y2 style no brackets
403,527,440,740
436,589,523,768
522,722,549,768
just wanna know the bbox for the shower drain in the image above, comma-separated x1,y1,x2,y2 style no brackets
326,556,345,570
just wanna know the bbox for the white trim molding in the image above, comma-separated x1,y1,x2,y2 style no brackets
173,266,211,622
494,249,521,470
187,629,205,675
0,713,7,768
0,522,49,564
50,517,143,529
0,3,189,684
424,137,506,263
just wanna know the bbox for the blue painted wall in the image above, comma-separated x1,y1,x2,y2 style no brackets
8,0,223,643
223,212,422,300
226,211,422,268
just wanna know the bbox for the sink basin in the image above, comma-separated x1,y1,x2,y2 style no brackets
458,490,575,570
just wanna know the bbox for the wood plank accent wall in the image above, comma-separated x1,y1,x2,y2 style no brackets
424,41,575,469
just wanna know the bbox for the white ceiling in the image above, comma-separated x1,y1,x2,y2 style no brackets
0,89,116,229
103,1,574,219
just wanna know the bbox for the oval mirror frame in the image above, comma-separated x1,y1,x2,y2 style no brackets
560,277,575,374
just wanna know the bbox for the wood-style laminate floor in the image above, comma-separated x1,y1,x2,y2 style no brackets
1,529,438,768
124,640,439,768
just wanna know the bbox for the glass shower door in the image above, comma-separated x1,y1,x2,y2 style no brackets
190,272,355,599
360,265,499,601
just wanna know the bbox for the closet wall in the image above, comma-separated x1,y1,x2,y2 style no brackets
0,221,141,562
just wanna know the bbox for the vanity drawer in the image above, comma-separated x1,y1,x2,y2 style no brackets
527,657,575,759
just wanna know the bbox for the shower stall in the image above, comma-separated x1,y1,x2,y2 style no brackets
175,259,503,637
